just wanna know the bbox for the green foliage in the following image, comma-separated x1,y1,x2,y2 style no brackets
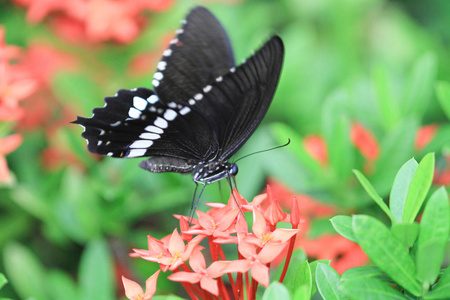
329,153,450,299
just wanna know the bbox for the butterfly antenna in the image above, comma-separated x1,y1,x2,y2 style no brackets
234,139,290,163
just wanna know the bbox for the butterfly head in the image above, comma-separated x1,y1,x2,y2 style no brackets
192,161,238,185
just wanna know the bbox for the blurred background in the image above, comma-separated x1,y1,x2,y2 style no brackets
0,0,449,299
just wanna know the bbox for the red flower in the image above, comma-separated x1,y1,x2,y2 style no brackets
415,124,438,151
303,135,328,165
350,122,379,161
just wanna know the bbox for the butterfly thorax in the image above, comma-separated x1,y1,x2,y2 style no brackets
192,161,238,184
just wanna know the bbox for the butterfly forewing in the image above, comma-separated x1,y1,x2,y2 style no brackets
153,6,235,103
74,6,284,183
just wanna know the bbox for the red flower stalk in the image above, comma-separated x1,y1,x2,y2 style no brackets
124,187,300,299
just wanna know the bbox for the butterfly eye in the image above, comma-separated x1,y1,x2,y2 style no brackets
229,164,238,176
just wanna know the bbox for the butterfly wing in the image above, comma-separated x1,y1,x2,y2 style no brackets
73,88,216,161
153,6,235,103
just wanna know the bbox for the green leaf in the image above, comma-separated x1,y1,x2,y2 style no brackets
293,285,310,300
403,153,435,223
310,260,330,297
353,170,396,223
47,270,79,300
402,52,437,118
352,215,421,296
415,187,450,286
330,215,356,242
341,277,406,300
79,239,114,300
262,282,291,300
372,64,398,130
391,223,419,249
424,267,450,299
288,260,312,297
0,274,7,290
322,91,354,182
315,263,342,300
390,158,419,223
435,81,450,120
3,243,48,300
341,267,384,281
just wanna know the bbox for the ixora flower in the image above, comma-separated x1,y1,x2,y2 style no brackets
123,188,300,300
122,270,160,300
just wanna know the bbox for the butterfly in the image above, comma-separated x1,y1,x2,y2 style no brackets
73,6,284,196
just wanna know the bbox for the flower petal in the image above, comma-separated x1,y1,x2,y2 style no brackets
168,271,200,284
207,260,230,278
271,228,298,243
144,270,160,299
200,276,219,296
252,208,267,239
251,262,270,287
122,276,144,300
168,228,185,254
258,243,287,264
189,249,206,273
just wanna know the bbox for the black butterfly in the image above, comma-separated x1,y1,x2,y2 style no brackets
73,6,284,193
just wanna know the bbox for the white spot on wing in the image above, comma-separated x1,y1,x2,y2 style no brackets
168,102,176,108
157,61,166,70
128,107,142,119
188,99,195,105
133,96,147,110
145,125,163,134
140,132,160,140
194,93,203,101
97,140,102,146
154,72,163,80
152,80,160,87
127,149,147,158
99,129,105,136
163,49,172,56
107,152,113,156
131,88,138,92
130,140,154,148
230,67,236,72
180,19,187,24
147,95,159,104
154,117,168,128
216,76,223,82
111,121,121,127
176,29,184,34
170,38,178,44
179,107,191,115
203,85,212,93
164,109,177,121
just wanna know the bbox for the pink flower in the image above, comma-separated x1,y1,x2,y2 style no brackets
184,209,239,238
264,185,287,226
224,240,287,287
122,270,160,300
245,208,298,248
134,230,204,271
0,134,23,183
168,250,229,296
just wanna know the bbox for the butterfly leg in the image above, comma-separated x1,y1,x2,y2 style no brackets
226,175,244,216
189,182,207,223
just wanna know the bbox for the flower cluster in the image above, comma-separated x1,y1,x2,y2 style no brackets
12,0,174,44
122,187,300,299
0,26,36,183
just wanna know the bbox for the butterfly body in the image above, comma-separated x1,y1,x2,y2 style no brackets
73,6,284,188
